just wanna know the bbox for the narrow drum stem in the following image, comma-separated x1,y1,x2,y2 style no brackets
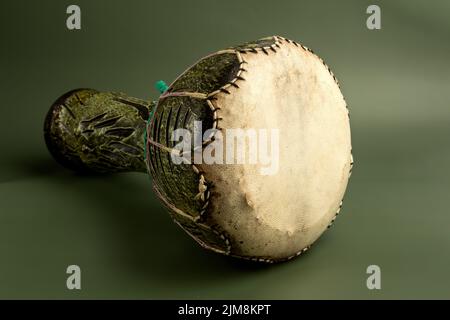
44,88,156,173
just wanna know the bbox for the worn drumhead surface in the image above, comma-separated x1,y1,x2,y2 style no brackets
205,37,352,261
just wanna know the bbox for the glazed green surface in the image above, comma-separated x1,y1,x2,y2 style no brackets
45,89,154,173
1,0,450,299
148,96,214,219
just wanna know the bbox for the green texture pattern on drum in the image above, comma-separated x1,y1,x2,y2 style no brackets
44,89,154,173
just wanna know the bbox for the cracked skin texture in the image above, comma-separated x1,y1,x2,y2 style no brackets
45,36,352,263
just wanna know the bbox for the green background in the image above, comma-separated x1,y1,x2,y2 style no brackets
1,0,449,299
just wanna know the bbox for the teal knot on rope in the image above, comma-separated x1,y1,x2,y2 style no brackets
155,80,169,94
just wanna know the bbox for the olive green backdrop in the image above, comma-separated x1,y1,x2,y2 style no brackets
0,0,449,299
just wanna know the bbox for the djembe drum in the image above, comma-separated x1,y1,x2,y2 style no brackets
44,36,353,263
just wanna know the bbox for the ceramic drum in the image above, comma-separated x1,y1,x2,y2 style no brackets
146,36,353,262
